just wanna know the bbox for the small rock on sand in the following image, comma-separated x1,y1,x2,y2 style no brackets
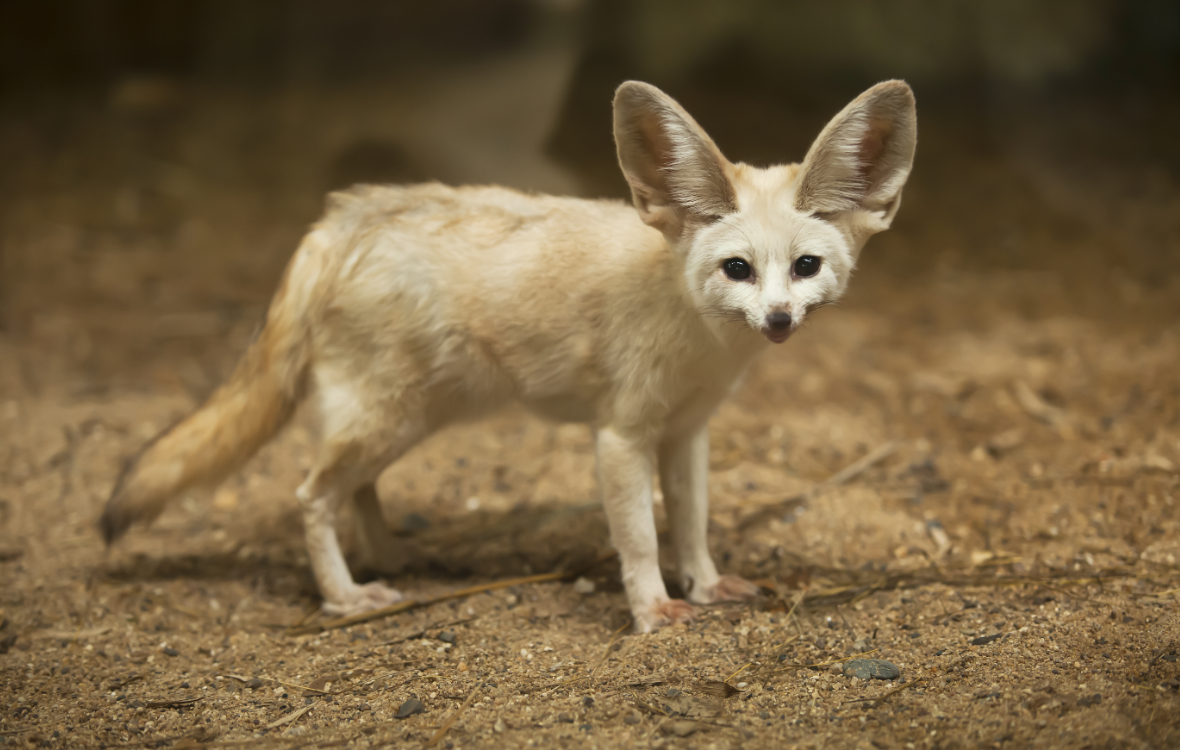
843,658,901,681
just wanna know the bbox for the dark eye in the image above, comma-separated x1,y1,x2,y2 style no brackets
722,258,752,280
793,255,821,278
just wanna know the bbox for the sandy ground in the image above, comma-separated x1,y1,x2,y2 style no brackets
1,83,1179,749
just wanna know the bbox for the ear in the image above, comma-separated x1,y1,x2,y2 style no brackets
613,81,737,240
795,80,917,234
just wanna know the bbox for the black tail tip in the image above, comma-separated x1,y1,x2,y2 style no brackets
97,504,129,547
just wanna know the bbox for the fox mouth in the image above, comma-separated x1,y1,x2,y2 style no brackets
761,327,792,344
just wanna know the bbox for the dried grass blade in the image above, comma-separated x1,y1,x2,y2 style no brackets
265,703,313,729
427,690,477,747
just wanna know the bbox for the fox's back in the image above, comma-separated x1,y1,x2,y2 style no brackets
302,183,700,425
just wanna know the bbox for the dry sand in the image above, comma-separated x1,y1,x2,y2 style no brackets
1,85,1178,749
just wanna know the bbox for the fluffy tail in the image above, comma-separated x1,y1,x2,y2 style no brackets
99,244,323,545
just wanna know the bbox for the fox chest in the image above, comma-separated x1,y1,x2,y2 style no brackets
481,334,744,431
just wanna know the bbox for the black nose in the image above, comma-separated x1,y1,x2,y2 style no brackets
766,311,792,331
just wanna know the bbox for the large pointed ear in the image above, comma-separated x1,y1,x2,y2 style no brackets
795,80,917,233
613,81,737,239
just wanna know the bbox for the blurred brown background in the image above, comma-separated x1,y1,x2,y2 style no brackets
1,0,1177,395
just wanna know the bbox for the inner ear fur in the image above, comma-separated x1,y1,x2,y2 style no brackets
795,80,917,220
613,81,736,238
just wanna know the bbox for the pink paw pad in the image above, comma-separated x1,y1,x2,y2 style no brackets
706,575,760,603
636,599,697,632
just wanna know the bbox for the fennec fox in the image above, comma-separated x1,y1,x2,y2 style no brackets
101,81,916,632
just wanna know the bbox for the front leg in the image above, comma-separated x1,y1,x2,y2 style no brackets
597,426,694,633
659,425,758,604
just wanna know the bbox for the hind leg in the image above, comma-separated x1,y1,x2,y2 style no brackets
297,378,426,616
351,483,410,575
296,472,404,616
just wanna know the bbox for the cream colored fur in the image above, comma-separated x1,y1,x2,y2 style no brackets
100,81,917,633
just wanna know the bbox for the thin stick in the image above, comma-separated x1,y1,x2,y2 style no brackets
738,442,898,530
427,690,477,747
823,442,900,489
756,634,801,675
266,703,313,729
723,662,754,684
289,554,615,635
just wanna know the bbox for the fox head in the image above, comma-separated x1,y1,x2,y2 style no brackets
614,81,916,345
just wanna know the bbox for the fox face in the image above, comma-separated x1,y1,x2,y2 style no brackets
614,81,916,347
683,188,855,344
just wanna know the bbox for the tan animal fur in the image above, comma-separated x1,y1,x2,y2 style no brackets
100,81,917,632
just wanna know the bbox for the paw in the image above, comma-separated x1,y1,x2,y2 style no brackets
701,575,760,604
323,581,404,617
634,599,696,633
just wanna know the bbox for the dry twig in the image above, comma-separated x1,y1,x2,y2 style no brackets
737,442,898,530
290,554,615,635
427,690,478,747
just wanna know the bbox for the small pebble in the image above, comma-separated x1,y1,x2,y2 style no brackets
161,647,179,657
403,512,431,531
623,711,641,726
245,678,263,690
493,718,506,733
395,698,425,719
665,687,682,698
843,659,901,681
438,631,456,644
573,577,596,595
969,633,1003,646
556,712,574,723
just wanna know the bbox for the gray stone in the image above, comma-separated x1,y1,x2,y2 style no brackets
395,698,425,719
403,512,431,531
843,658,901,681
